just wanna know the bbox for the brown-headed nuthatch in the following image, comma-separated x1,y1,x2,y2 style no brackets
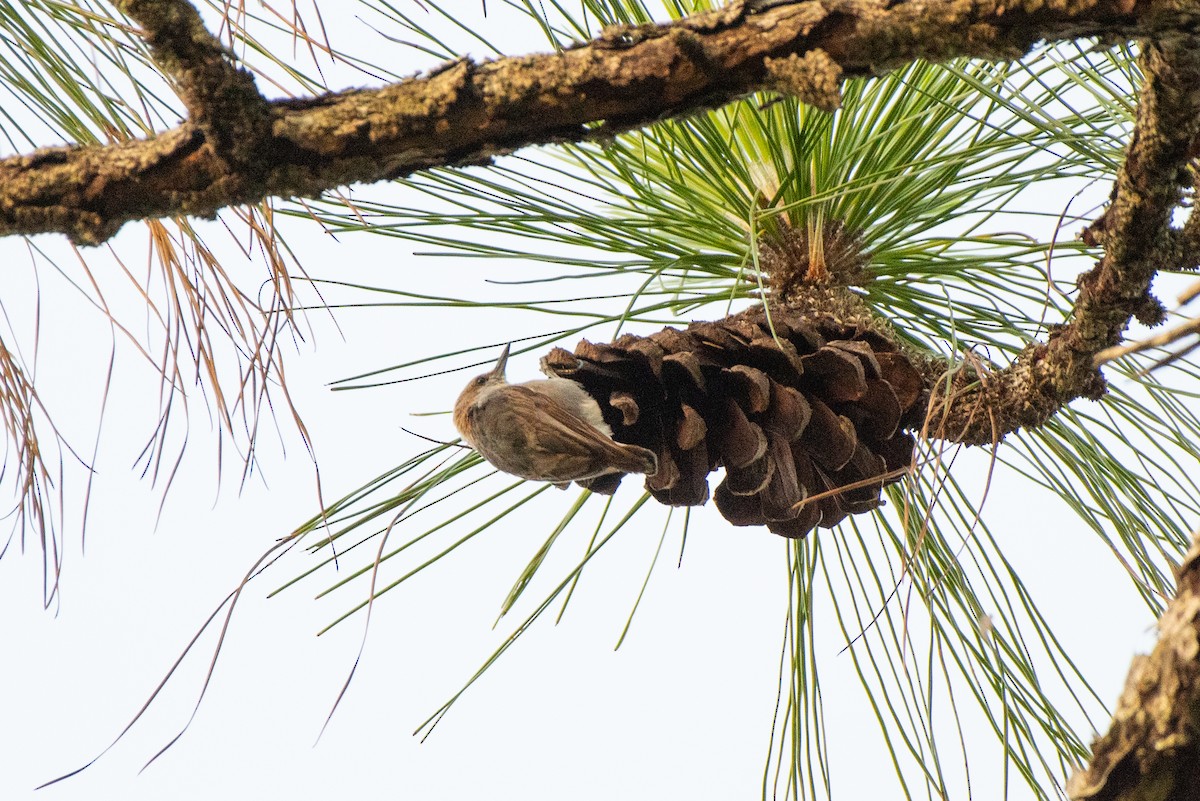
453,344,658,485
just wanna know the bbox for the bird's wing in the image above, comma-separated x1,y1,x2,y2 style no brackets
504,385,627,458
474,385,654,479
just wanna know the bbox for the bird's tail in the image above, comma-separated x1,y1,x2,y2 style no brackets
616,443,658,477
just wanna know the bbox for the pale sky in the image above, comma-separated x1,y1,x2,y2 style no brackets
0,3,1175,800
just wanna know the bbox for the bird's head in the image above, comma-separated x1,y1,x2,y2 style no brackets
453,344,511,437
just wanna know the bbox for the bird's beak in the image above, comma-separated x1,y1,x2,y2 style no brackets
489,343,511,378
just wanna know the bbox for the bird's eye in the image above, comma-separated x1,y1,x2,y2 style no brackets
475,376,487,386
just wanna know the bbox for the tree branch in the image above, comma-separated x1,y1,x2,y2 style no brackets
932,35,1200,445
112,0,271,161
1068,528,1200,801
2,0,1197,245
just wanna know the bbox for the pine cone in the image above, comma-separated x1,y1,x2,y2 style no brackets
541,304,925,538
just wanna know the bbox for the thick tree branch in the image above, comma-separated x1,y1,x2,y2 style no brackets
1067,529,1200,801
932,36,1200,444
112,0,271,163
2,0,1199,245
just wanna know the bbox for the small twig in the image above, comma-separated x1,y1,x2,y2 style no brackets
1179,278,1200,307
1093,316,1200,367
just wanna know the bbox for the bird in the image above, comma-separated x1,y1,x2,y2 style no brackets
453,344,658,486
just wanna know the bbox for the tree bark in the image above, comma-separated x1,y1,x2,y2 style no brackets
1069,530,1200,801
1,0,1196,245
929,36,1200,445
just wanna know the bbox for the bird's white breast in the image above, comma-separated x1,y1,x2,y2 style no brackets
523,377,613,437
